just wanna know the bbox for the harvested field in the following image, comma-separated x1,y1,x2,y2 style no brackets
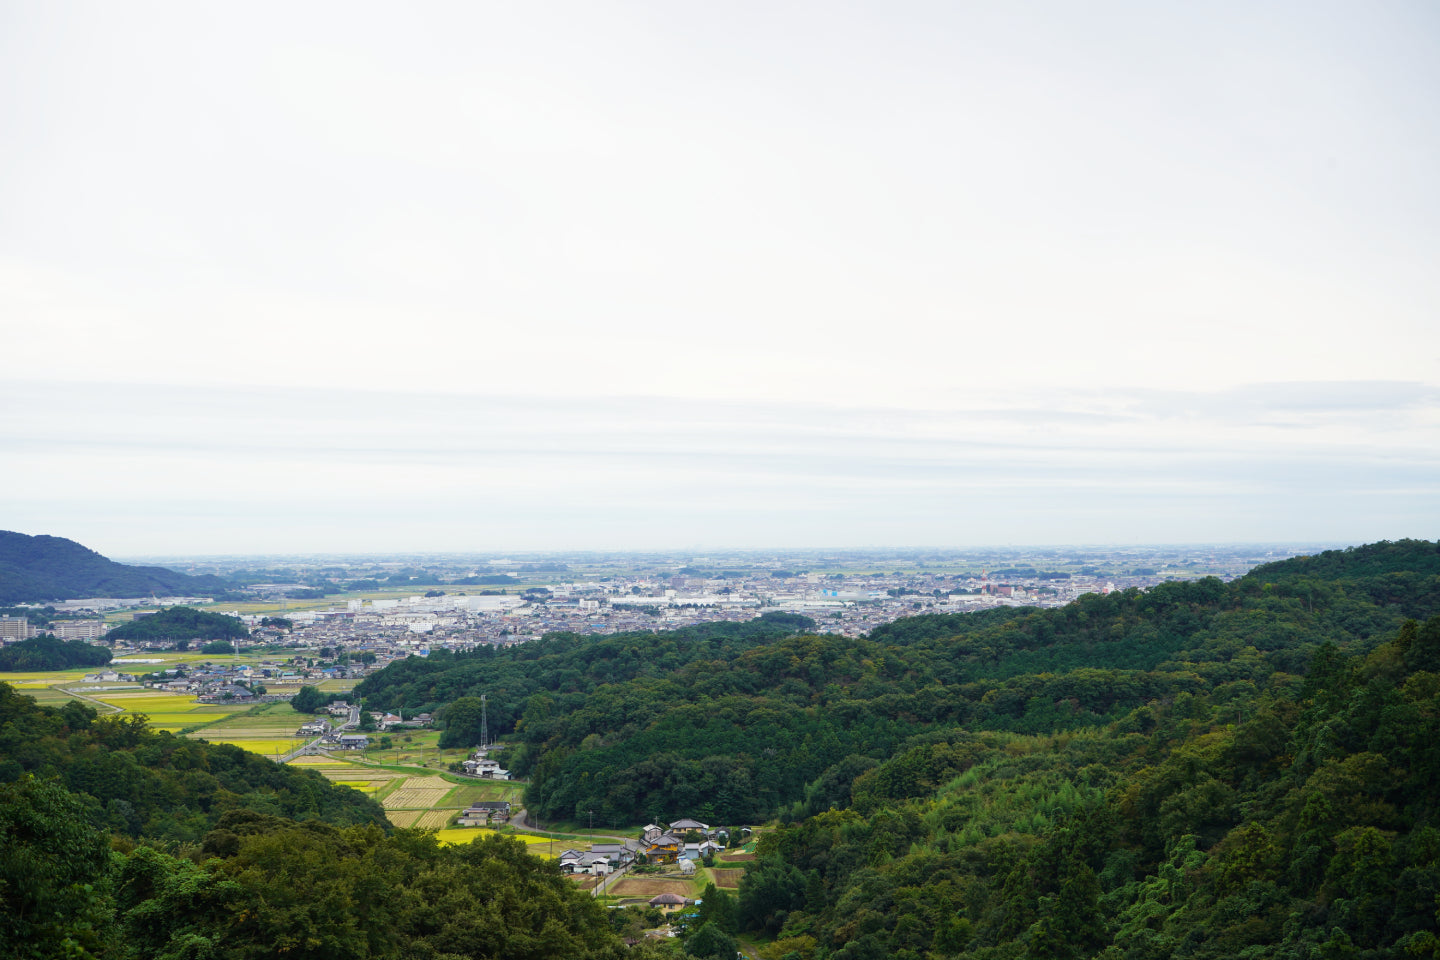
570,876,602,891
413,809,455,829
387,810,424,828
710,868,744,889
383,777,451,810
609,879,695,898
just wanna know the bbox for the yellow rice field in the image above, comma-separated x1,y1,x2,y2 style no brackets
434,827,556,853
288,755,352,767
191,737,305,755
88,691,248,731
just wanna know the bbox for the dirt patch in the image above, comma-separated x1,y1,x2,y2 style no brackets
609,878,695,898
711,868,744,889
718,851,755,862
569,876,602,891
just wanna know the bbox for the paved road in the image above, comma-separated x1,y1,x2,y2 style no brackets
591,863,630,898
508,809,634,845
277,707,357,763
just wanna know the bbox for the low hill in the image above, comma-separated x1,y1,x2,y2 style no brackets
0,635,112,671
0,686,623,959
0,531,231,603
105,606,249,644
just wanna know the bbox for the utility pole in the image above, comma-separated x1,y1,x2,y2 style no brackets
480,693,488,751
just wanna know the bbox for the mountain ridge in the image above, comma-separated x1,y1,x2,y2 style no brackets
0,530,230,604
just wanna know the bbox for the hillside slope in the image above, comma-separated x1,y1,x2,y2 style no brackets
0,530,230,603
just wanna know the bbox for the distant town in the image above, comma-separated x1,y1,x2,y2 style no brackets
2,544,1335,672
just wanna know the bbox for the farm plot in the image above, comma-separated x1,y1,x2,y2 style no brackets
434,827,556,853
387,811,424,828
288,755,352,768
413,809,455,829
710,869,744,889
2,668,100,686
440,781,523,808
89,691,247,731
609,879,696,898
380,777,452,810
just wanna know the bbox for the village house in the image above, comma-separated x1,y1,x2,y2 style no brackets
455,801,511,826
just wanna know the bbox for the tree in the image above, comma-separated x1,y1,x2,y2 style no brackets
290,686,327,714
0,776,115,957
439,696,488,748
686,921,740,960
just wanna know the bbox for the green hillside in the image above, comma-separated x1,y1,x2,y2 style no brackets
350,539,1440,958
104,606,249,644
0,530,231,603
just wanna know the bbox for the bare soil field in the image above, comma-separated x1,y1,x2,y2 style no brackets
609,878,695,898
711,868,744,889
718,851,755,862
569,876,602,891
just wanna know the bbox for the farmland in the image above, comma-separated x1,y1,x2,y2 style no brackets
88,690,248,731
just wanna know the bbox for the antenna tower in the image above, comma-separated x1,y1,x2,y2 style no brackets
480,694,489,750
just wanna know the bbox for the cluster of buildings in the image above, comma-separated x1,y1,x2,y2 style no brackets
220,567,1139,652
556,818,735,877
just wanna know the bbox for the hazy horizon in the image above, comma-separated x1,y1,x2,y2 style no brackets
3,2,1436,555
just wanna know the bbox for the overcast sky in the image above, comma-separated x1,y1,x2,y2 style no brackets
2,1,1437,555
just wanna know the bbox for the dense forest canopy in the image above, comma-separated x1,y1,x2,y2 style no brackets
0,530,230,603
0,635,112,671
105,606,249,644
354,541,1440,829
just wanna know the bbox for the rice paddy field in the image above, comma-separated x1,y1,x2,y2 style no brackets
88,690,248,731
433,827,558,853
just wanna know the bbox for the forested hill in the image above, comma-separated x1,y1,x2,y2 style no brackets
0,682,623,959
0,681,385,839
104,605,249,643
351,540,1440,835
0,530,230,603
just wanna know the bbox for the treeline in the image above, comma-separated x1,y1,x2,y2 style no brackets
1,778,627,960
0,682,383,840
735,614,1440,959
354,542,1440,827
105,606,249,644
0,635,112,671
